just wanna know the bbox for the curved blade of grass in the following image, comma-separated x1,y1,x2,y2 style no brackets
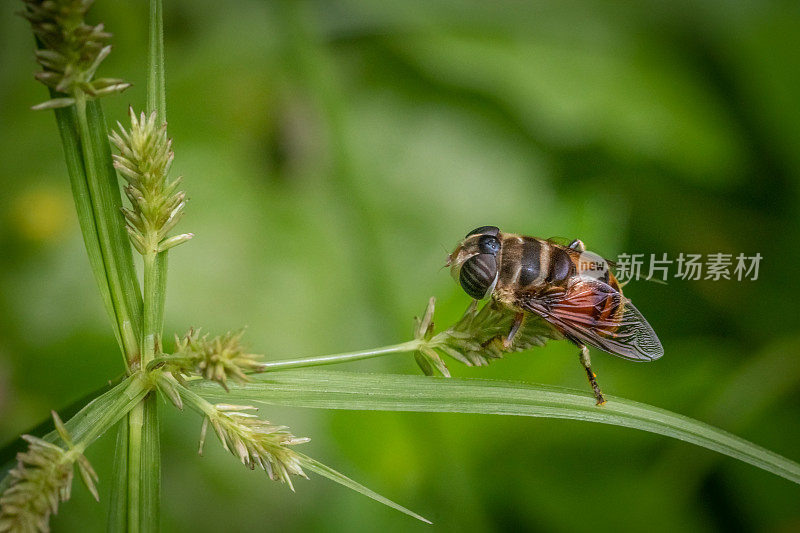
189,370,800,485
0,377,121,482
298,454,431,524
84,98,145,342
51,101,121,351
52,375,150,447
67,94,144,363
49,89,143,363
653,336,800,494
0,375,150,494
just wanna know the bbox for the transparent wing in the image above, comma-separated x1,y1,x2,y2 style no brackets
519,280,664,361
546,236,572,247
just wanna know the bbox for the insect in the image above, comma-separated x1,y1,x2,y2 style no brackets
447,225,663,405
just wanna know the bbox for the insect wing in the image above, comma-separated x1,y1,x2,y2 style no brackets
520,280,664,361
545,236,572,247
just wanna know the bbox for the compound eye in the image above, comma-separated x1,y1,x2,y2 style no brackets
466,225,500,238
459,253,498,299
478,235,501,256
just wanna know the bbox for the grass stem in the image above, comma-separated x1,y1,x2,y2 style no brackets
122,1,169,530
126,403,143,533
256,341,423,372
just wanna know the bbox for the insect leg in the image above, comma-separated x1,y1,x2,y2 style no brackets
479,311,525,351
578,345,606,406
503,312,525,349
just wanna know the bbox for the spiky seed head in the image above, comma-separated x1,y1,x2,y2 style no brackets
21,0,129,109
195,404,309,490
0,412,99,532
170,328,262,390
110,108,192,256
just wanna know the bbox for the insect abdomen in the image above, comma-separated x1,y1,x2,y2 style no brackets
498,235,575,291
519,237,543,286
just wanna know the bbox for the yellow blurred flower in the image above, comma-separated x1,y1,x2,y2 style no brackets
11,187,71,243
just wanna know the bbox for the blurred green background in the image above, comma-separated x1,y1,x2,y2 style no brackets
2,1,800,531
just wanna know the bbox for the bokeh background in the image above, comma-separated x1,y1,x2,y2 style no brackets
2,1,800,531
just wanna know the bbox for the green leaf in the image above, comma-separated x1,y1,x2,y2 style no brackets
190,370,800,485
111,396,161,533
107,418,129,532
79,96,144,360
54,374,151,447
140,395,161,532
0,375,151,499
298,454,431,524
0,379,120,483
52,92,144,362
51,101,123,351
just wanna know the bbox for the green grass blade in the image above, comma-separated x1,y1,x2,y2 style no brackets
298,454,431,524
140,395,161,532
0,376,150,495
51,102,123,351
190,370,800,485
116,396,162,533
81,98,144,359
84,98,144,325
55,374,151,447
108,418,129,532
0,378,120,481
52,94,144,362
652,338,800,501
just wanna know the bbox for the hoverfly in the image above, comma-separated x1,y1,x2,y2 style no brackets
447,225,663,405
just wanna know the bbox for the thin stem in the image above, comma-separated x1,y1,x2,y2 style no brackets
167,378,214,416
147,0,166,124
141,252,159,367
145,354,191,372
124,2,168,530
126,403,143,533
141,0,169,368
146,340,425,375
256,340,423,372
